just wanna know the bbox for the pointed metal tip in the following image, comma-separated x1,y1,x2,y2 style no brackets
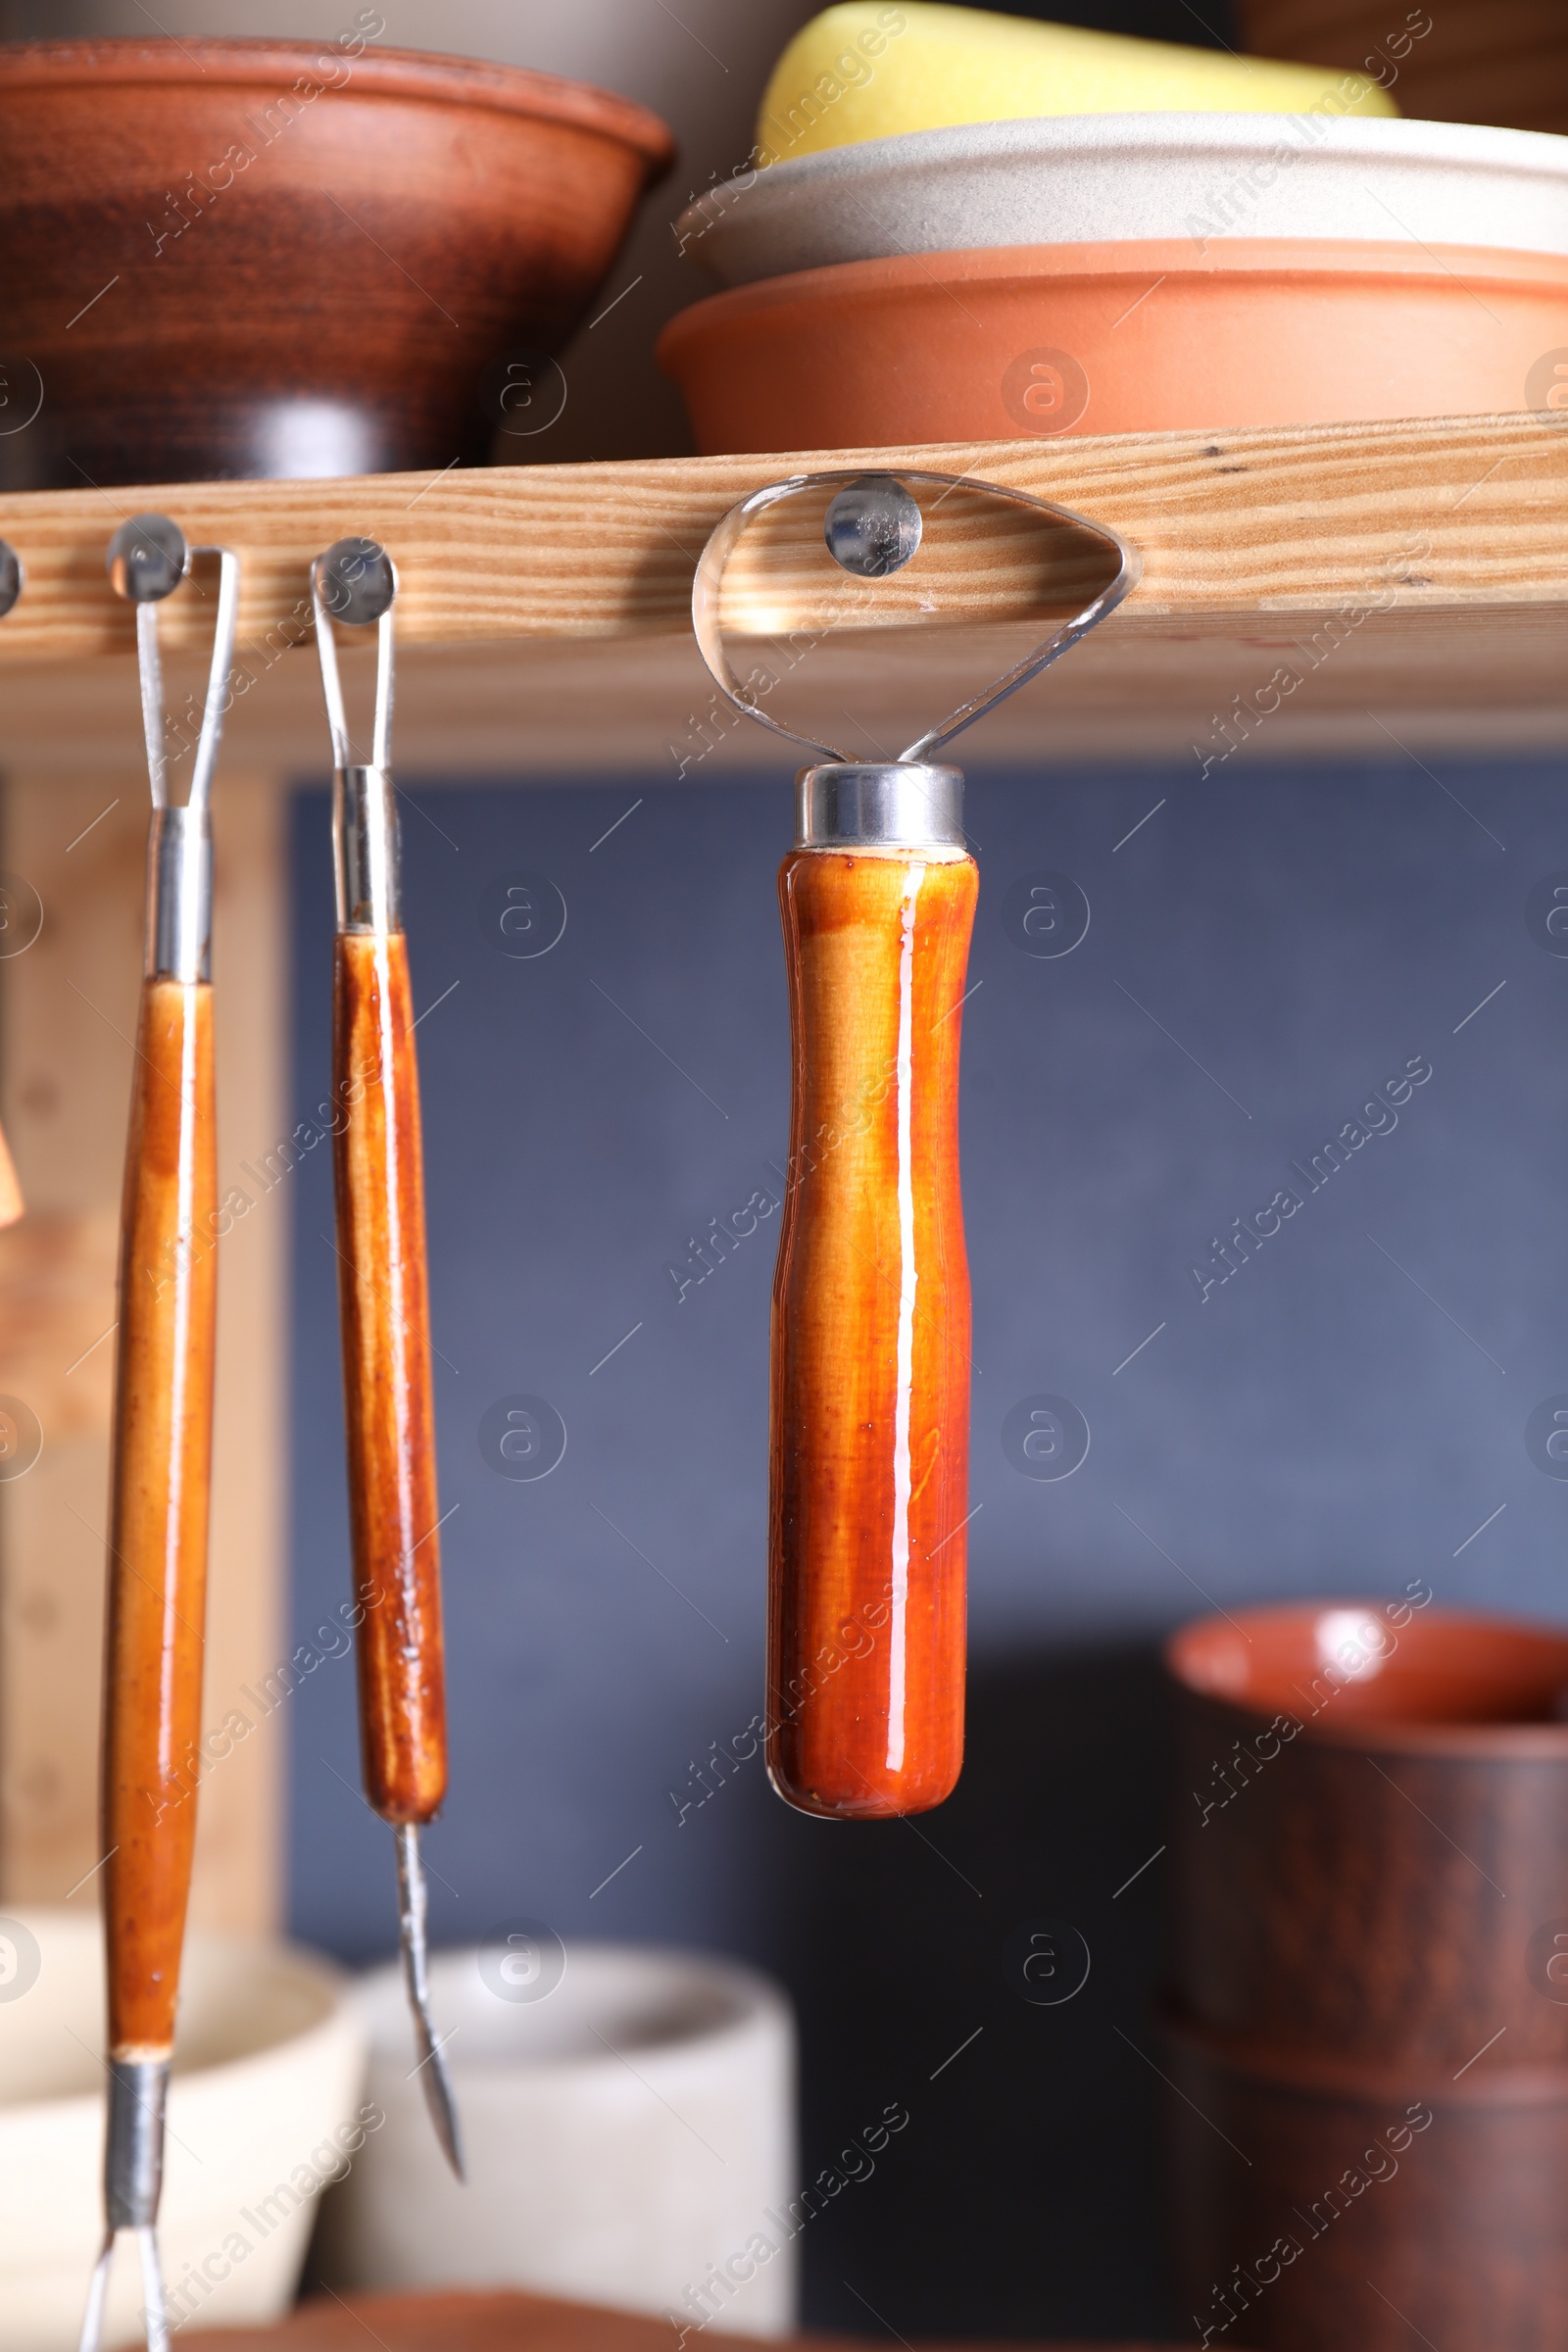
76,2233,114,2352
137,2225,172,2352
394,1822,466,2182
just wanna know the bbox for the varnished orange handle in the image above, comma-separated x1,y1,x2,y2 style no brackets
103,978,216,2059
332,929,448,1827
0,1117,23,1229
768,846,978,1818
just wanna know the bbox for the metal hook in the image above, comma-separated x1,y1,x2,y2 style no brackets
0,538,24,620
692,467,1141,766
312,536,397,772
107,513,240,813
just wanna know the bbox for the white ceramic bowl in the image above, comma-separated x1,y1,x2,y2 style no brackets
321,1941,797,2337
0,1910,368,2351
677,112,1568,286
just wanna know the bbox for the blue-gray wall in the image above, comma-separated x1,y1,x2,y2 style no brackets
287,753,1567,2338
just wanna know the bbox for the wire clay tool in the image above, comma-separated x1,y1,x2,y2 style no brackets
312,535,463,2180
80,513,239,2352
0,536,26,1231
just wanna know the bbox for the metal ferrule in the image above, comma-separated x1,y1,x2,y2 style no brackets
796,762,965,851
333,764,401,934
146,807,211,982
104,2057,169,2230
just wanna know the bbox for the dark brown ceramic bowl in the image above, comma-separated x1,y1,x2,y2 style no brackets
0,39,672,486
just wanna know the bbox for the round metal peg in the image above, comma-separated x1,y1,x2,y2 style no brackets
0,539,24,618
108,514,188,605
823,474,923,579
315,536,396,627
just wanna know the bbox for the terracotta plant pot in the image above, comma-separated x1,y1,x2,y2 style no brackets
1162,1601,1568,2351
0,39,672,487
657,237,1568,452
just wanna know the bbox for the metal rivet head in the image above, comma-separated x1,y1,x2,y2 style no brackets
315,536,396,626
823,474,923,578
107,513,188,604
0,540,23,619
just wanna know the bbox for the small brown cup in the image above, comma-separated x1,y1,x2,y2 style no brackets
1164,1601,1568,2351
1167,1600,1568,2070
1166,2010,1568,2351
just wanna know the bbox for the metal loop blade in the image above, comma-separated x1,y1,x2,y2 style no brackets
186,549,241,815
115,523,239,816
313,542,397,772
692,467,1140,768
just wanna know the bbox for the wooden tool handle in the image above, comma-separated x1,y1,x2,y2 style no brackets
103,977,216,2059
333,929,448,1828
769,845,978,1818
0,1117,23,1229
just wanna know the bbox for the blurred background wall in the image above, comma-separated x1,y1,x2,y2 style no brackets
282,750,1566,2340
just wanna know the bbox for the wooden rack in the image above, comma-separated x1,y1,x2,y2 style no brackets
0,411,1561,1937
0,410,1560,772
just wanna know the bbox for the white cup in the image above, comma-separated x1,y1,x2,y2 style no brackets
320,1940,798,2336
0,1908,368,2350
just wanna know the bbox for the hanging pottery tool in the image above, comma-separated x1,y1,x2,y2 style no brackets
80,514,239,2352
0,538,26,1231
312,537,463,2180
693,471,1137,1819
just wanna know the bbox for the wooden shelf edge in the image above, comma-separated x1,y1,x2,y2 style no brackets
0,411,1559,668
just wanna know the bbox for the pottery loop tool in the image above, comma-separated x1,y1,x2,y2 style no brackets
312,537,463,2180
0,537,25,1231
81,514,239,2352
693,470,1137,1820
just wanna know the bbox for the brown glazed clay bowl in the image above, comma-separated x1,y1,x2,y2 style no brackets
0,39,672,486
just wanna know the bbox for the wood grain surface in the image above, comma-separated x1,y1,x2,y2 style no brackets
0,414,1554,657
768,847,976,1818
181,2287,1187,2351
0,415,1555,769
0,773,287,1934
332,930,447,1827
102,976,216,2057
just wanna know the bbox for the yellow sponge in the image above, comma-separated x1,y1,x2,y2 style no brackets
755,2,1397,165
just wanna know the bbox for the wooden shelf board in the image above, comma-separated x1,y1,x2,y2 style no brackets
0,412,1561,771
